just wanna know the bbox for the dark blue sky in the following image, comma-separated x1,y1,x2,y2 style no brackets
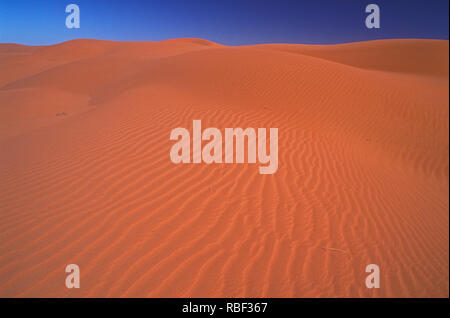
0,0,448,45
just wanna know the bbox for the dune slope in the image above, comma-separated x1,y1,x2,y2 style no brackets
0,38,448,297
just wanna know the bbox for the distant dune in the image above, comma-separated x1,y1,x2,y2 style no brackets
0,38,448,297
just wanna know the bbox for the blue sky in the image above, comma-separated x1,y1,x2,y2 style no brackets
0,0,448,45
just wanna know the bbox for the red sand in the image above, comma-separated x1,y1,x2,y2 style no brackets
0,38,448,297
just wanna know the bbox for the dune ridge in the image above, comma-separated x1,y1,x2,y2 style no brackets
0,38,448,297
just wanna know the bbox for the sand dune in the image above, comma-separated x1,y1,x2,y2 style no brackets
0,38,448,297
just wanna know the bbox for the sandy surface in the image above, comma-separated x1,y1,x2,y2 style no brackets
0,38,448,297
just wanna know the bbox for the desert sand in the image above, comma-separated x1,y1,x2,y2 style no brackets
0,38,448,297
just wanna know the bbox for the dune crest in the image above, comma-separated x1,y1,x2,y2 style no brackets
0,39,448,297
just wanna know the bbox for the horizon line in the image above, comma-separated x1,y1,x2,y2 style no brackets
1,36,449,48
